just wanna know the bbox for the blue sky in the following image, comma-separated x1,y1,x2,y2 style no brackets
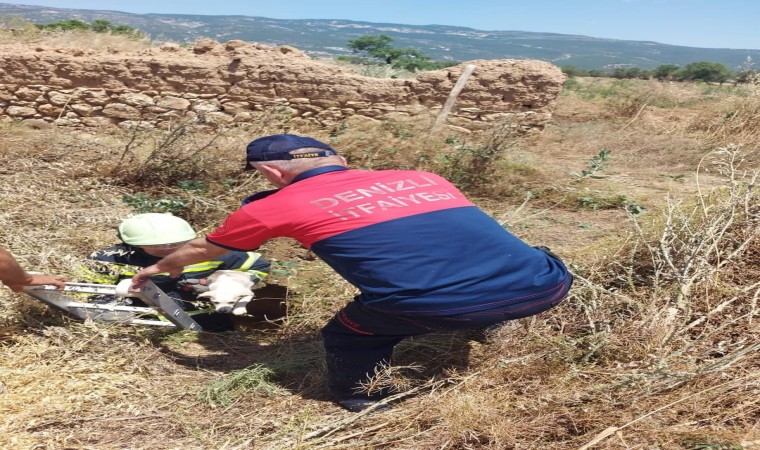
10,0,760,50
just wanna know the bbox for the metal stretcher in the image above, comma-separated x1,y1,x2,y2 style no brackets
23,279,202,330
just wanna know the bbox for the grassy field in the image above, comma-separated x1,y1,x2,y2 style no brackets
0,65,758,449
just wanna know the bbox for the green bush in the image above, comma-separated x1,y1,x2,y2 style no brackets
35,19,145,39
434,124,516,195
346,34,457,72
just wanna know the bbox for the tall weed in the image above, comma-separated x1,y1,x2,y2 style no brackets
0,18,152,51
701,77,760,145
434,121,518,194
111,118,228,188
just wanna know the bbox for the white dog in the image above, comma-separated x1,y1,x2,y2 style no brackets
197,270,255,315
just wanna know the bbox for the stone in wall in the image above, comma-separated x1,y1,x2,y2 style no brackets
157,96,191,110
6,105,36,117
103,103,141,120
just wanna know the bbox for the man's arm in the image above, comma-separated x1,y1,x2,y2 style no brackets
129,238,230,290
0,247,67,291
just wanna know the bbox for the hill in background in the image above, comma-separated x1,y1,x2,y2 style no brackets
2,3,760,70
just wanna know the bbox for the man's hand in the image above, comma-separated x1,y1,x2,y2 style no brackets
129,264,181,291
7,274,67,292
129,264,161,291
129,238,230,291
1,247,67,292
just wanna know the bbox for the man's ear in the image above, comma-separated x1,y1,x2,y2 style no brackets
257,164,289,187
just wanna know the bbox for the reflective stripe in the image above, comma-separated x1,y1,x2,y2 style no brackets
182,261,223,273
76,266,121,284
250,270,268,280
234,252,262,271
228,253,267,281
89,275,119,284
78,264,169,283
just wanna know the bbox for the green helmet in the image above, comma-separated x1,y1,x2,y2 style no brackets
118,213,196,246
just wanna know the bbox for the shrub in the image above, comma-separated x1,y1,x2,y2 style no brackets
110,119,228,188
35,19,145,39
434,122,517,195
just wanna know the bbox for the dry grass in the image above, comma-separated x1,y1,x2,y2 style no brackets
0,21,153,52
0,70,759,450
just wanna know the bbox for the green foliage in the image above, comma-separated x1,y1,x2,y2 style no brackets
346,34,456,71
176,180,207,193
197,364,290,407
571,148,611,179
336,56,416,78
611,67,651,80
437,137,491,192
577,193,644,215
347,35,394,56
567,62,736,83
569,78,690,111
158,330,200,345
34,19,144,38
654,64,680,80
676,61,733,83
435,124,515,194
560,66,590,77
563,77,580,90
121,193,188,215
34,19,89,31
564,79,626,99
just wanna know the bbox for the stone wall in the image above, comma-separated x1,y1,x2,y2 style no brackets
0,39,566,131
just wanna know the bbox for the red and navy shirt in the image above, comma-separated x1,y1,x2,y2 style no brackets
207,166,570,316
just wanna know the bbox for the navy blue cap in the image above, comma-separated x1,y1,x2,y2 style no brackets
245,134,338,168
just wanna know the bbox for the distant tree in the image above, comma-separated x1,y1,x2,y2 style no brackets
611,67,628,79
386,47,432,70
653,64,680,81
608,66,651,80
111,24,139,36
35,19,143,38
90,19,112,33
561,66,589,77
346,34,454,71
677,61,733,84
347,34,394,61
626,67,651,79
35,19,89,31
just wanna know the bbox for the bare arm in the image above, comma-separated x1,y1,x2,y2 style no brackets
0,247,67,292
129,238,230,290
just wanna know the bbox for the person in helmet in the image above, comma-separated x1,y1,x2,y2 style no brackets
83,213,270,331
